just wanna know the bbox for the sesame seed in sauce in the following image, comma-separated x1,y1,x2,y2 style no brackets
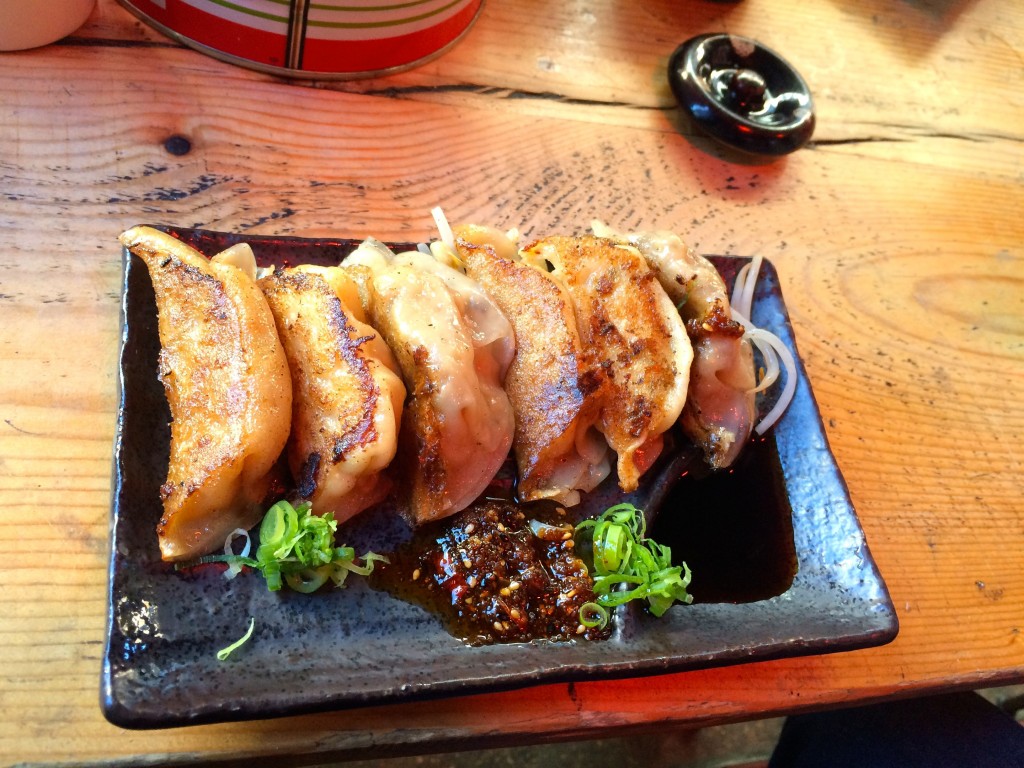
377,500,609,645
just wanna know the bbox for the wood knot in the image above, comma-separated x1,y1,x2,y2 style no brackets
163,135,192,156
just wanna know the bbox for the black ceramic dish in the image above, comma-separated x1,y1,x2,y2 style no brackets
668,34,815,156
102,227,897,729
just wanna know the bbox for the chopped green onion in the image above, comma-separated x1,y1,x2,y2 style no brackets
262,559,283,592
260,500,298,549
338,551,390,577
179,500,389,594
575,503,692,618
593,519,628,572
216,617,255,661
285,566,331,594
579,602,609,629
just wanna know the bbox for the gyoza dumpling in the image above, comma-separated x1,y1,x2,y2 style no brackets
454,225,610,506
594,224,756,469
118,226,292,562
343,240,515,524
521,235,692,492
259,265,405,522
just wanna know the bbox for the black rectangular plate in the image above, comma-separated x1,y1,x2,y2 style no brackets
102,226,898,729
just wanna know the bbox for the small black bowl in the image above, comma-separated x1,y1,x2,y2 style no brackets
668,34,815,156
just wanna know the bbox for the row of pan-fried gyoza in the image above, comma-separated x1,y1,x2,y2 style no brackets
120,221,757,563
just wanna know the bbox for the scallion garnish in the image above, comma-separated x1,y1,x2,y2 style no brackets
575,503,692,618
180,500,389,594
216,617,255,661
579,601,609,629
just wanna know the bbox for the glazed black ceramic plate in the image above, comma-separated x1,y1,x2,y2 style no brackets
103,226,898,729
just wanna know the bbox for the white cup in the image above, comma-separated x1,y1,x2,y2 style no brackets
0,0,96,51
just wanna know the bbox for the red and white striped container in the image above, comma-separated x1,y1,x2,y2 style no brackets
118,0,483,78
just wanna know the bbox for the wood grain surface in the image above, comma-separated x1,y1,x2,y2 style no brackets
1,0,1022,764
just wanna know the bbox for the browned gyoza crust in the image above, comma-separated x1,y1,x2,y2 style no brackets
259,268,400,522
458,239,605,504
614,229,757,470
521,235,691,492
118,226,292,562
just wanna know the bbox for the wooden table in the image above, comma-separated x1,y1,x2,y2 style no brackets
2,0,1022,764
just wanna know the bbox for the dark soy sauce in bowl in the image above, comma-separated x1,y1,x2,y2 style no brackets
651,436,797,604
